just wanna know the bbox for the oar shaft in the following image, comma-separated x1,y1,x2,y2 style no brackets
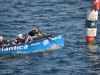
42,34,61,47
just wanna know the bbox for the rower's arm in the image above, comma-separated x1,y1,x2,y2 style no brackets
38,32,46,37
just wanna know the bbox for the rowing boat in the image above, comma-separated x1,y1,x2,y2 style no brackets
0,33,64,54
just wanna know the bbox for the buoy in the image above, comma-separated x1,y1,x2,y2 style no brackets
85,10,98,42
86,36,95,42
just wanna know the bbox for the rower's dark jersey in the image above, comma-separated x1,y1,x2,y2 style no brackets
16,39,25,44
0,42,3,47
28,30,39,37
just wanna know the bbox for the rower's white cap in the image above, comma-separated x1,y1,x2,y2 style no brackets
0,36,3,39
18,34,22,36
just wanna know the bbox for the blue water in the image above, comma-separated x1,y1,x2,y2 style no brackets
0,0,100,75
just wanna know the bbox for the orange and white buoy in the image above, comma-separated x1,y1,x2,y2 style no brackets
86,10,98,42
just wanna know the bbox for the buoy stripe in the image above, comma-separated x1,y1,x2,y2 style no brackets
86,20,97,28
86,28,97,36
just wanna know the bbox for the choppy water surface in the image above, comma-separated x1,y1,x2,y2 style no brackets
0,0,100,75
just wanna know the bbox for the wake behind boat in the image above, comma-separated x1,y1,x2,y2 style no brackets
0,33,64,54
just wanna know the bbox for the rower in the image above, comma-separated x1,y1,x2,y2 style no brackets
25,27,43,42
0,36,3,47
16,34,25,44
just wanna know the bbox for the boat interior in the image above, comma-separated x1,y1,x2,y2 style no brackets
2,34,59,45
